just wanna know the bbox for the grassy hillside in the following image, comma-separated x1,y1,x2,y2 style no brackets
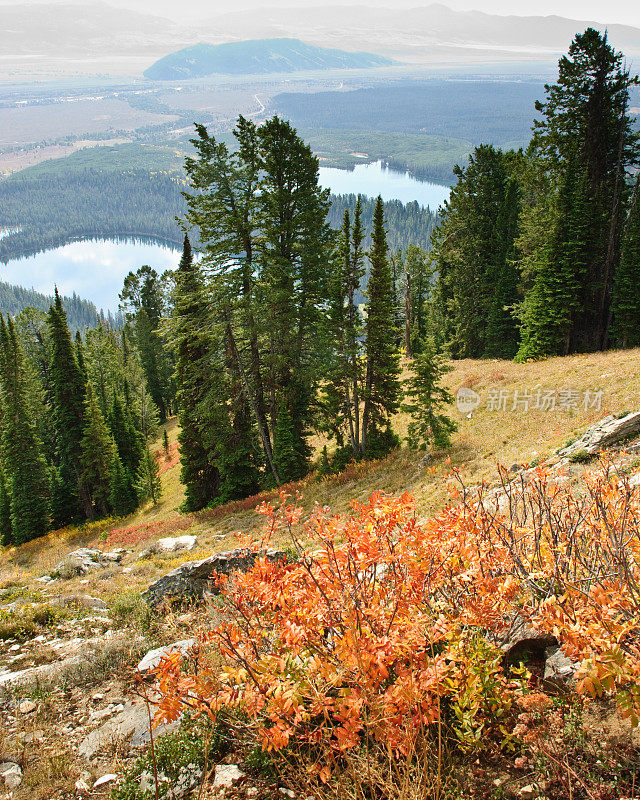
1,348,639,798
3,348,639,587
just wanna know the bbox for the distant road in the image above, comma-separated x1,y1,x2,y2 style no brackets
248,94,266,118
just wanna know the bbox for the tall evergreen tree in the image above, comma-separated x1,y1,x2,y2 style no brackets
136,447,162,505
484,177,522,359
48,289,86,522
611,177,640,347
362,197,402,454
170,234,221,510
0,315,50,543
109,455,138,517
432,145,520,357
517,154,592,359
79,382,116,520
530,28,640,350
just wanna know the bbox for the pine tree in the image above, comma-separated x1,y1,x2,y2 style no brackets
109,455,138,517
163,428,170,455
484,177,521,359
362,196,402,454
0,315,50,543
79,382,116,519
170,234,221,511
611,177,640,347
0,469,12,546
403,339,457,451
48,289,86,521
517,155,591,359
136,447,162,505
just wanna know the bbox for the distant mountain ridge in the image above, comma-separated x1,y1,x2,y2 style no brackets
143,38,396,80
209,4,640,60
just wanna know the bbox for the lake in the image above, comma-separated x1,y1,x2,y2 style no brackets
319,160,450,211
0,238,180,313
1,164,450,311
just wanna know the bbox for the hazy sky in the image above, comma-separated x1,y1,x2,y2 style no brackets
3,0,640,27
121,0,640,27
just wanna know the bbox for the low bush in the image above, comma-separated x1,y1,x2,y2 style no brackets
152,458,640,791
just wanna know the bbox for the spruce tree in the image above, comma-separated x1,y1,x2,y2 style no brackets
483,178,521,359
403,339,457,450
48,289,86,521
170,234,220,511
517,155,591,359
79,382,116,519
0,469,12,546
109,455,138,517
362,196,402,454
136,447,162,505
0,315,50,543
611,177,640,347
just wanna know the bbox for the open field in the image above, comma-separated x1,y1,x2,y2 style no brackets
0,99,178,148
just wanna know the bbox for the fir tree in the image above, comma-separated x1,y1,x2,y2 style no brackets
75,330,87,386
48,288,86,521
0,315,50,543
109,392,143,476
402,340,457,450
170,234,220,511
136,447,162,505
163,428,170,455
483,178,521,359
517,155,591,359
79,382,116,519
0,469,12,546
362,196,402,454
611,177,640,347
109,455,138,517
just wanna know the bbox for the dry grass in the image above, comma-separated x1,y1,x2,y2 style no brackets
1,350,640,604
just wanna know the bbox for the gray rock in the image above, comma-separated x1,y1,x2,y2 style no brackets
52,548,125,580
558,412,640,458
543,647,579,693
137,639,196,673
0,762,22,789
499,615,557,663
142,548,287,609
78,702,179,760
138,535,198,560
213,764,245,790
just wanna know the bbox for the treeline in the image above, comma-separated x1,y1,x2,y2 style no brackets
0,281,122,332
0,281,171,545
327,195,437,253
432,29,640,360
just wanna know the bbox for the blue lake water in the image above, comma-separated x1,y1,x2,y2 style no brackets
0,238,181,313
319,161,450,212
1,165,450,312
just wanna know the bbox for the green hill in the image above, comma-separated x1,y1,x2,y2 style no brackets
144,38,395,80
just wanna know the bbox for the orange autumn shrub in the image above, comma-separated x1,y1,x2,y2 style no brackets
153,458,640,766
